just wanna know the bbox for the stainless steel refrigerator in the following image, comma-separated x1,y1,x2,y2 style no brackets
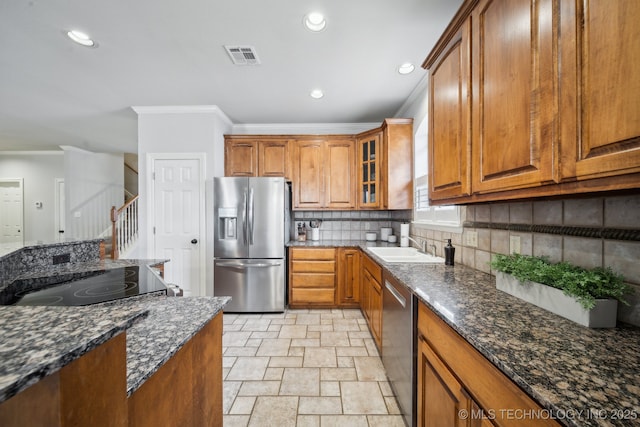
213,177,290,312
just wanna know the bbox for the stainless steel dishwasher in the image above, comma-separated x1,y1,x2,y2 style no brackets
382,273,416,427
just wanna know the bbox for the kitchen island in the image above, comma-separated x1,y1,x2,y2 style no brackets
0,294,230,426
0,245,231,426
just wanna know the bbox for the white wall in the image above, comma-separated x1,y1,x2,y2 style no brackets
0,152,64,242
63,147,124,240
134,105,232,296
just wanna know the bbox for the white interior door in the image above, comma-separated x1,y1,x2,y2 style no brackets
0,179,24,248
152,157,204,296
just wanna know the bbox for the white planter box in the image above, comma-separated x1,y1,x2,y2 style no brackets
495,272,618,328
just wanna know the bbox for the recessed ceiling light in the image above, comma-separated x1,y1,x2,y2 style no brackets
398,63,415,75
304,12,327,32
66,30,96,47
310,89,324,99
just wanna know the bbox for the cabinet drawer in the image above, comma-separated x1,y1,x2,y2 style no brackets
291,288,335,304
290,248,335,261
291,260,335,273
362,253,382,283
291,273,335,289
418,302,559,427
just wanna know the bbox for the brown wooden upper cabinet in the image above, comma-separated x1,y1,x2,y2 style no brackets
424,0,640,204
357,119,414,209
559,0,640,182
291,138,357,210
471,0,557,194
224,136,291,179
225,119,414,210
425,19,471,202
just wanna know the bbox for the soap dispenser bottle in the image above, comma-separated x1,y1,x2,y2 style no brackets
444,239,455,266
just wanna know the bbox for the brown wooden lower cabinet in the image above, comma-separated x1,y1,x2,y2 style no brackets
0,313,224,427
336,248,360,307
129,313,223,427
417,301,559,427
289,247,337,308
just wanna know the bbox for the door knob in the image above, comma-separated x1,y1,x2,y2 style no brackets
191,239,198,244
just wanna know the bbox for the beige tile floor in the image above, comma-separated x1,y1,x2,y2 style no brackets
222,308,406,427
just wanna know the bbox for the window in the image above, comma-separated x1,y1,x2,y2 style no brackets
412,118,462,230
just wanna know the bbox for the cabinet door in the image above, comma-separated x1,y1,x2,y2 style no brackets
258,140,290,179
358,132,382,208
337,248,360,307
560,0,640,180
225,140,257,177
383,119,414,209
471,0,557,193
369,277,382,348
292,140,324,209
360,269,371,321
429,19,471,201
418,335,478,427
325,139,357,209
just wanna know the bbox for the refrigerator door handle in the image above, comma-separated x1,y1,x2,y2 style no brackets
242,188,248,245
216,261,283,268
248,187,255,245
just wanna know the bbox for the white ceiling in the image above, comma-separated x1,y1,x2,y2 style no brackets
0,0,462,153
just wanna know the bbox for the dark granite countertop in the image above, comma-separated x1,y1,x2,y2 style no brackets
0,238,104,259
359,245,640,427
100,295,231,396
0,304,147,402
0,295,231,403
13,258,169,281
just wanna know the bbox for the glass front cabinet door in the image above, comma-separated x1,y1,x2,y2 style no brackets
358,131,381,208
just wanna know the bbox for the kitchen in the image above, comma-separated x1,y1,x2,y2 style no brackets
1,0,640,427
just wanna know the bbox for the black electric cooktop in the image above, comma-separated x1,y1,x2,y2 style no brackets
10,266,167,306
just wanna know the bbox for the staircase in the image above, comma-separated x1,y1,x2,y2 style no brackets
109,195,139,259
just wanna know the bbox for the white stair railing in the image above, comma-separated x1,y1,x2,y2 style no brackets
110,195,139,259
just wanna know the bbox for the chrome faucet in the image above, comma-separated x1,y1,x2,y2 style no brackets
429,244,437,257
406,236,426,253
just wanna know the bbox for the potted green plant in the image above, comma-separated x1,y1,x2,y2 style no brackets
491,253,632,328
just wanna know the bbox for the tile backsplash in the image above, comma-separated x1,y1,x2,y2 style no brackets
410,194,640,326
292,210,412,241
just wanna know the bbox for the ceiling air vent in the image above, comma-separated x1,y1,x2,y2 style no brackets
224,45,261,65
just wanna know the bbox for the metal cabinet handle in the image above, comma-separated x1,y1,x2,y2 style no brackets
385,280,406,308
191,239,198,244
216,261,282,268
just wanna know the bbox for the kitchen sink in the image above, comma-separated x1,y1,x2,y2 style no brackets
366,246,445,263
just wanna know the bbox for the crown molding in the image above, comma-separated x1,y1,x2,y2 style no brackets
231,122,379,135
395,73,429,118
131,105,233,127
